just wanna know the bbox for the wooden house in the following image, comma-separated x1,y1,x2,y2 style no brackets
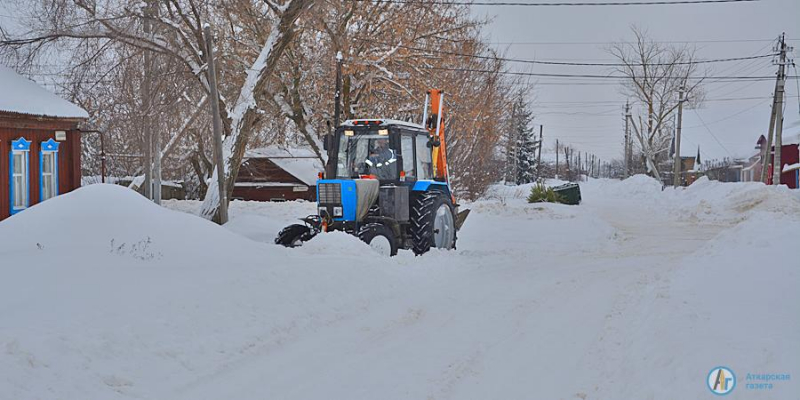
0,66,88,220
232,147,324,202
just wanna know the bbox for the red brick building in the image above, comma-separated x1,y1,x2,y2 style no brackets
0,66,88,220
765,132,800,189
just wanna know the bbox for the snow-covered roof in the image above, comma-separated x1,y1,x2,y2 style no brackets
244,146,324,186
245,146,321,159
782,162,800,173
0,65,89,119
341,119,425,130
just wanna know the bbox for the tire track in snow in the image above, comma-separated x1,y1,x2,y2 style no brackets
574,201,727,398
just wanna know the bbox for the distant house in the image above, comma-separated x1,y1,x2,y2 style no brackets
704,160,744,183
89,176,186,200
740,135,766,182
662,149,702,186
0,65,88,220
232,146,324,202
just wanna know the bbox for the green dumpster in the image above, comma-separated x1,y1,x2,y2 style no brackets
552,183,581,205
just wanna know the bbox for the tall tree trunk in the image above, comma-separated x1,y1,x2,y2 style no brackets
199,0,313,222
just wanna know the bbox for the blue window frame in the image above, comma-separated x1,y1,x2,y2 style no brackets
40,138,60,201
10,137,31,214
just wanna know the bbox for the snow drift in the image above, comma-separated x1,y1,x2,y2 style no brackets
0,184,252,263
1,178,798,399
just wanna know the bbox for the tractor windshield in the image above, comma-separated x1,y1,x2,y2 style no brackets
336,133,398,180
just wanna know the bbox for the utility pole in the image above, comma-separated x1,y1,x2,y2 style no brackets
142,0,153,200
761,86,779,183
555,139,559,180
150,2,161,204
772,33,791,186
536,125,543,180
623,101,631,179
326,51,343,179
672,86,685,187
333,51,343,128
203,25,229,225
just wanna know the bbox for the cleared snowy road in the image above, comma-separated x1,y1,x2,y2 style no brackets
1,177,798,399
171,185,733,400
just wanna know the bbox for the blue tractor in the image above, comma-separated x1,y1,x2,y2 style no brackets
275,89,469,256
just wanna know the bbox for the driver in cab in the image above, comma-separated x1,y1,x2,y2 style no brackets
365,138,397,179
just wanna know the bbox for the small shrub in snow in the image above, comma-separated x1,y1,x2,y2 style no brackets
527,183,564,204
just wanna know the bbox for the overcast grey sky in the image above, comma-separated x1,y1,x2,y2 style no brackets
2,0,798,163
474,0,799,161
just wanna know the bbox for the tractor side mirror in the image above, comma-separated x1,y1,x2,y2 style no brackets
324,121,332,151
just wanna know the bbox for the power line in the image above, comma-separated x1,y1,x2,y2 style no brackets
691,109,734,157
354,39,778,67
794,63,800,115
420,65,796,80
488,38,799,45
347,0,759,6
683,99,770,128
532,95,772,106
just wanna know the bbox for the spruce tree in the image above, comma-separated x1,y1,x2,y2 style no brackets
511,96,537,184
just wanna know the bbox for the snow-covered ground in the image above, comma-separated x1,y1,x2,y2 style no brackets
1,177,798,399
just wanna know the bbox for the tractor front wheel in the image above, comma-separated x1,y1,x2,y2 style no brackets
410,192,457,255
358,223,398,257
275,224,315,247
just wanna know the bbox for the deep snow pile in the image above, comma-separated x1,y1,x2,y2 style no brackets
0,185,411,399
1,178,798,399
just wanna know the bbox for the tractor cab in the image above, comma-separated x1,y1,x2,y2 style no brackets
332,119,434,183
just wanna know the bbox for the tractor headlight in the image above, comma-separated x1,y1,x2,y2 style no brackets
318,207,327,216
333,206,343,217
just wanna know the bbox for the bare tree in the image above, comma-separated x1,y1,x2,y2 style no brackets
609,27,705,181
3,0,531,204
2,0,315,222
264,0,524,198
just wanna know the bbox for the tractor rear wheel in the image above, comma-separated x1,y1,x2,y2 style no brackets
358,223,398,256
410,192,457,255
275,224,314,247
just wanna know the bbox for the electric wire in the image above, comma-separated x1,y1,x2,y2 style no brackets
692,109,734,157
793,63,800,115
420,65,795,80
683,99,770,128
353,38,778,67
488,38,799,45
346,0,759,6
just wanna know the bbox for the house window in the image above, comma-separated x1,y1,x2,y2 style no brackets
10,137,31,214
40,138,60,201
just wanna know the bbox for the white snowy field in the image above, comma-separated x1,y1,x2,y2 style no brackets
1,176,798,399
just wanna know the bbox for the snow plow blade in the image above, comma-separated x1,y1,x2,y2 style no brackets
455,209,471,230
275,216,322,247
